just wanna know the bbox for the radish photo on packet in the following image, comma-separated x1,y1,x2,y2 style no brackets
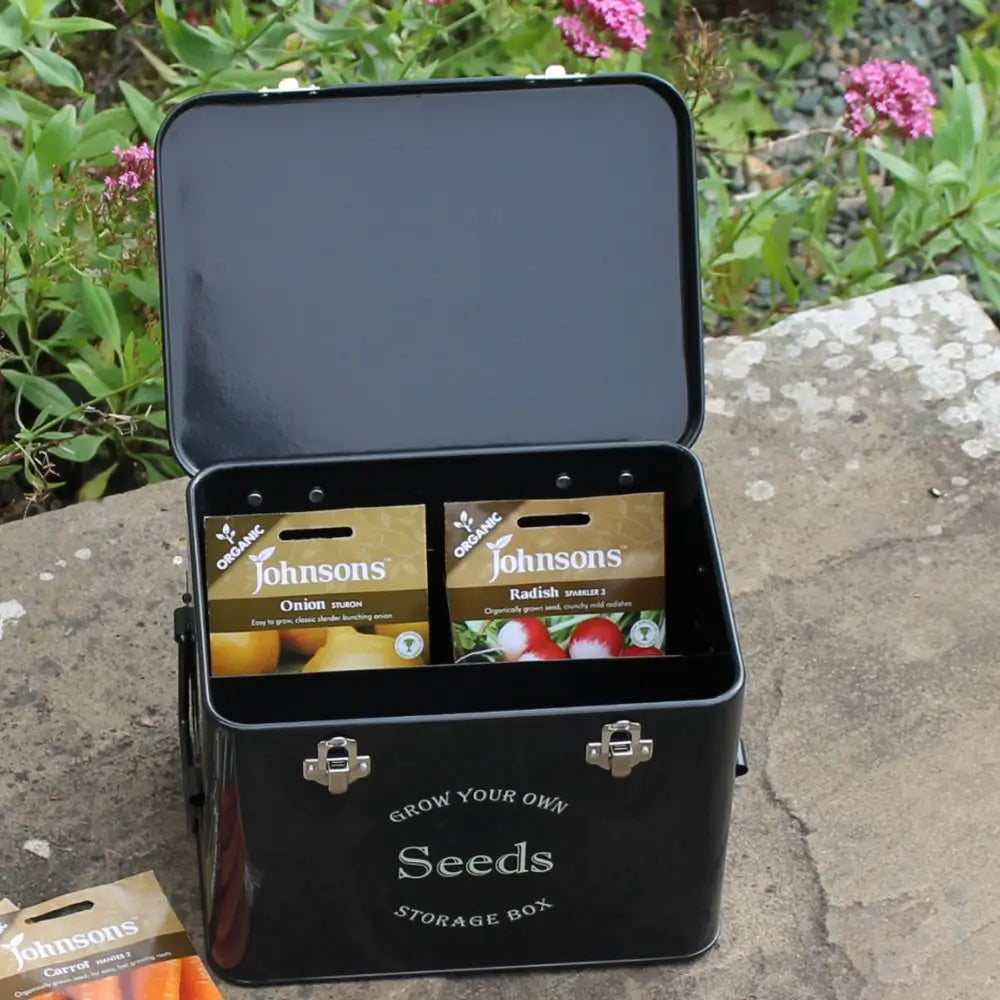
444,493,666,663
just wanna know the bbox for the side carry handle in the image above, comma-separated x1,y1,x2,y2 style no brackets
736,739,749,778
174,597,204,834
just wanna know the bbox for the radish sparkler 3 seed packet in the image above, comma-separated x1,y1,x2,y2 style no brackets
444,494,666,663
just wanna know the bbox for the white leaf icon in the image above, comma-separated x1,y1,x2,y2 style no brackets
215,533,227,541
8,932,23,947
460,510,468,521
493,533,513,550
453,521,464,530
255,546,276,563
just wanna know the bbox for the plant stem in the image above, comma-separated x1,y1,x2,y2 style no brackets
855,140,884,228
707,147,841,266
829,199,980,298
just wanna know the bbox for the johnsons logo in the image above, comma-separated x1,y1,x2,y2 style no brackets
1,921,140,974
486,534,623,584
214,521,265,571
249,546,388,596
453,510,502,558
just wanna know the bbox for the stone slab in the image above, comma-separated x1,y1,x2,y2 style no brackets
1,276,998,999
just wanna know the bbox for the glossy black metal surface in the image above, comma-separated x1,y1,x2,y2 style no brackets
192,696,743,984
178,440,746,983
162,75,748,985
155,75,704,474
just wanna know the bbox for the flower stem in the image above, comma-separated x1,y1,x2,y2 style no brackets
855,141,884,228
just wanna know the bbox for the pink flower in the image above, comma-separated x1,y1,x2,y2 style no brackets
841,60,937,141
102,144,155,202
555,15,611,58
556,0,649,59
426,0,458,6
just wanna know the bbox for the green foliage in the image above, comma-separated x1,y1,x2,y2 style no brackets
700,60,1000,333
825,0,860,37
0,0,998,518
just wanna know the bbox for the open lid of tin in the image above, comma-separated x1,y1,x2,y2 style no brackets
155,73,703,475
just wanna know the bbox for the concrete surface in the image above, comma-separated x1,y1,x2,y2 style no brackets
2,274,999,999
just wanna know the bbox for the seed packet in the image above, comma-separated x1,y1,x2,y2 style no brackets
445,493,665,663
203,506,429,674
0,871,223,1000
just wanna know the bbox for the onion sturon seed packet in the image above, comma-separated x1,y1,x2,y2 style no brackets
202,505,430,675
0,871,223,1000
444,493,666,664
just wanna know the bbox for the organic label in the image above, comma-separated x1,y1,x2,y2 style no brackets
0,871,223,1000
203,506,429,675
445,494,665,663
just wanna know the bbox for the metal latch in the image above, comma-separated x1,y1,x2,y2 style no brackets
586,720,653,778
525,65,587,80
259,77,319,94
303,737,370,794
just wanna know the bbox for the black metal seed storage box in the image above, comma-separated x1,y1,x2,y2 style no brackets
156,72,747,986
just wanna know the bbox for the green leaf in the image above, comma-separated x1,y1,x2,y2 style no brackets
927,161,968,187
761,213,799,304
74,129,130,160
32,16,113,33
291,13,366,43
866,148,928,190
12,153,38,237
51,434,103,462
826,0,860,35
121,272,160,308
81,281,122,356
0,86,27,126
156,7,236,72
77,462,115,501
14,0,44,20
229,0,250,40
967,82,987,146
130,38,185,85
246,21,294,64
1,369,75,418
13,89,55,123
0,5,26,50
971,250,1000,318
81,106,136,142
146,410,167,429
35,104,78,171
19,45,84,93
119,80,163,143
779,41,814,77
957,0,988,16
65,359,112,398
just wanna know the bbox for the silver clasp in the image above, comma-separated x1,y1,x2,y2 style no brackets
586,720,653,778
303,737,371,794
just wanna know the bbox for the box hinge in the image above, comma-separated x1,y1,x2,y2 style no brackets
586,720,653,778
303,737,371,794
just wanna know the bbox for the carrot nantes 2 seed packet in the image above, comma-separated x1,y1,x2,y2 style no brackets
445,493,666,663
203,506,429,675
0,871,223,1000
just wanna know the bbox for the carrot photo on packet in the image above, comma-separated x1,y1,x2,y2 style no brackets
0,874,224,1000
